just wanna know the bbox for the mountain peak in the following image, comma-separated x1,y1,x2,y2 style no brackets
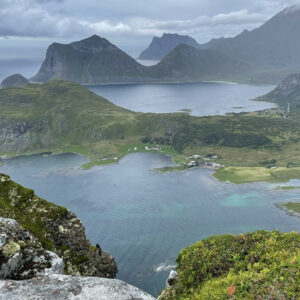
138,33,200,60
281,5,300,15
70,35,117,53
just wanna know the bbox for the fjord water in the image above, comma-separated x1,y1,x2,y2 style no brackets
88,82,275,116
1,153,300,296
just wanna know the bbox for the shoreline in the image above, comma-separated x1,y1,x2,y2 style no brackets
274,202,300,218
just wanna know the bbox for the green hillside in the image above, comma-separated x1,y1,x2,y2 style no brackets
159,231,300,299
2,80,300,182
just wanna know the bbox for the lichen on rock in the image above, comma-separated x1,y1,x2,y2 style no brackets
0,217,64,280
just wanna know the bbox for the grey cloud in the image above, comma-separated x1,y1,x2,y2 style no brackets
0,0,298,44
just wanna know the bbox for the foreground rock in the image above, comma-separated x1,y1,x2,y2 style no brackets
0,217,64,279
1,74,29,88
0,274,156,300
0,173,117,278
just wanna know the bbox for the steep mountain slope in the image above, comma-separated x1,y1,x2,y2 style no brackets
150,43,249,81
208,6,300,68
32,35,147,84
138,33,200,60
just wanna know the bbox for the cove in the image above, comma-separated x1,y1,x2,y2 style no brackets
1,152,300,296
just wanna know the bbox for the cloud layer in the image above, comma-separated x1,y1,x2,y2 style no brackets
0,0,299,43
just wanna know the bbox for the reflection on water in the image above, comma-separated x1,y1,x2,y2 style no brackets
1,152,300,296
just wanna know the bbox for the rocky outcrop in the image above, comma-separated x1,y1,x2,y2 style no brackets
264,73,300,102
0,173,117,278
0,217,64,280
1,74,29,88
0,274,156,300
138,33,200,61
0,217,154,299
273,74,300,99
0,121,32,153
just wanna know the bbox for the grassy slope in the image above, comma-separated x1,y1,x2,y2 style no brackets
159,231,300,300
2,80,300,183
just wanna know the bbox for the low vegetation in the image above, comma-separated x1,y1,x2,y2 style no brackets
214,166,300,184
159,230,300,299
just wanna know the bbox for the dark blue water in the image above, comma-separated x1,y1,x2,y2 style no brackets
87,82,275,116
1,153,300,296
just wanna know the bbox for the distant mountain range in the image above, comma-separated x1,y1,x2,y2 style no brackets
32,6,300,85
32,35,245,84
138,33,201,60
138,33,224,61
208,6,300,68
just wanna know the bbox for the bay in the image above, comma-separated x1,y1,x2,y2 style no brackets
1,153,299,296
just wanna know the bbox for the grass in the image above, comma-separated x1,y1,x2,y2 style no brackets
159,230,300,300
214,166,300,184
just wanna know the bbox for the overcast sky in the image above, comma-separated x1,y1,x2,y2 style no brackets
0,0,299,57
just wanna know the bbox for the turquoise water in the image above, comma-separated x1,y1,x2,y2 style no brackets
87,82,275,116
1,152,300,296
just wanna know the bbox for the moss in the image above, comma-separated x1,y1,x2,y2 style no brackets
72,255,89,265
2,240,20,256
89,245,97,252
160,231,300,300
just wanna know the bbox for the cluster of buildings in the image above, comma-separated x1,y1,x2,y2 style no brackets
187,154,223,169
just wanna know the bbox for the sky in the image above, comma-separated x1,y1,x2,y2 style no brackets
0,0,299,58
